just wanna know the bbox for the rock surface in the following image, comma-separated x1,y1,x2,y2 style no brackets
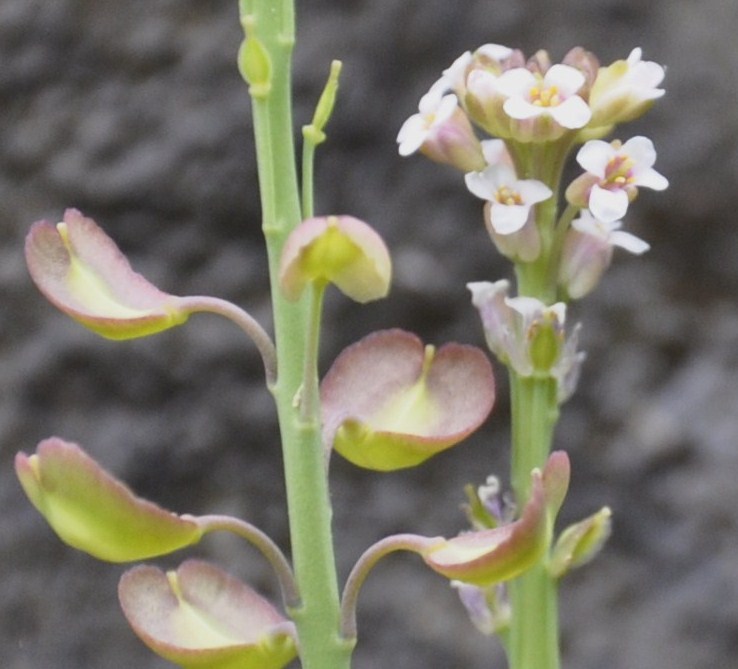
2,1,738,668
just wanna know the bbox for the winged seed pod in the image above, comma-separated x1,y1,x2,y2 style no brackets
422,451,570,585
25,209,189,340
15,438,202,562
321,329,494,470
279,215,391,303
119,560,298,669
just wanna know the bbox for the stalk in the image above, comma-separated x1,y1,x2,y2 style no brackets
241,1,352,667
505,138,572,669
507,373,560,669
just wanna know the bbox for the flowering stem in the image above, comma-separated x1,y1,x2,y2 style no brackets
242,1,351,668
505,137,573,669
508,372,560,669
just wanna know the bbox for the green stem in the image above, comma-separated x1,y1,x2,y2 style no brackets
506,135,579,669
508,373,560,669
242,2,351,667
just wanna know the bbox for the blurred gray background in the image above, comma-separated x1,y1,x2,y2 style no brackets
2,0,738,667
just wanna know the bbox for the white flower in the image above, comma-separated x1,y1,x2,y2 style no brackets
571,210,650,254
559,210,649,299
397,90,458,157
576,136,668,223
496,64,592,129
440,51,473,96
465,164,552,234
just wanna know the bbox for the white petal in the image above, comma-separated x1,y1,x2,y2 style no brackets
465,170,496,200
466,69,499,103
489,203,530,234
481,139,508,166
549,302,567,323
589,185,629,223
503,96,543,120
495,68,536,98
544,64,586,96
572,212,619,238
627,48,643,65
434,94,460,124
622,136,657,167
476,43,513,62
610,230,650,254
397,115,428,155
442,51,473,93
550,96,592,129
576,140,613,177
517,179,553,205
634,167,669,191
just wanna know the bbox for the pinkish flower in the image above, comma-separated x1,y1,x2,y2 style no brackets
559,210,650,299
569,136,668,223
465,164,552,235
496,64,592,139
397,88,484,172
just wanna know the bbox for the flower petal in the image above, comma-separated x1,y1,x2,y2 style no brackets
576,140,613,177
489,202,530,235
588,184,629,223
548,95,592,129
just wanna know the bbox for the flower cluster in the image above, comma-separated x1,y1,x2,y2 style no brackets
398,43,668,396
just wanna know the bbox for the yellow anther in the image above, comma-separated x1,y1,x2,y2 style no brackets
496,186,523,206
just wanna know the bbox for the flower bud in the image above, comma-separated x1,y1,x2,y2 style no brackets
238,18,272,98
119,560,298,669
587,48,665,128
279,215,391,303
549,507,612,578
15,438,203,562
